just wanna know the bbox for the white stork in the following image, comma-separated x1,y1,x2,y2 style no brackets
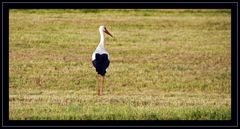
92,25,113,96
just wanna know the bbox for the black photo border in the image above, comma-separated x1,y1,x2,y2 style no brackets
1,0,238,127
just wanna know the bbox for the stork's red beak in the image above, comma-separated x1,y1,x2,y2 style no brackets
104,28,113,37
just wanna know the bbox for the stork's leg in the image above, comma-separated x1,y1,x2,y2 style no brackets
102,76,104,95
97,74,100,96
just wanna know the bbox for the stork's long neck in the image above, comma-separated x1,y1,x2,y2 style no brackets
98,30,105,49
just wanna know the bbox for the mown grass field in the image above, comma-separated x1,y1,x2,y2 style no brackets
9,9,231,120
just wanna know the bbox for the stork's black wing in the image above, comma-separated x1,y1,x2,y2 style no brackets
92,53,110,76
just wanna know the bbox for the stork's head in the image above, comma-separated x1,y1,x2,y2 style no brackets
99,25,113,37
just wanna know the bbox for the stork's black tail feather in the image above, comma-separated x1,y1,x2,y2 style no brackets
92,54,110,76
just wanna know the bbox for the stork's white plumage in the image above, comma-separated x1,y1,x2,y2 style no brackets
92,26,111,61
92,25,113,96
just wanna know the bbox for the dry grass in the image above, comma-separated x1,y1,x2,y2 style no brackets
9,9,231,120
